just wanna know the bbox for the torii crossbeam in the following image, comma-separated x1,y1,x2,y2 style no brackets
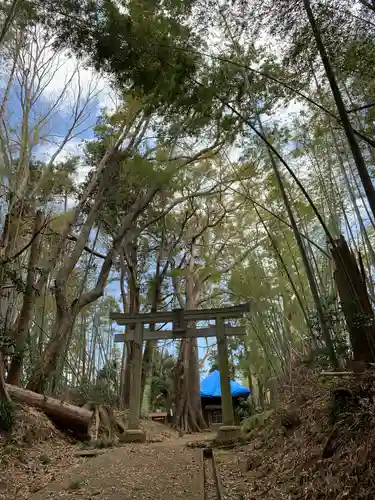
110,303,250,442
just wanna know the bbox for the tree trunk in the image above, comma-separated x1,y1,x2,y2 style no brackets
26,308,75,393
0,354,10,402
257,378,265,411
7,211,44,385
245,347,253,391
140,336,156,407
27,187,159,394
120,245,140,409
0,0,21,48
81,315,87,381
118,250,128,409
140,276,162,403
0,38,19,121
330,235,375,363
174,244,207,432
335,144,375,284
119,343,127,408
6,383,92,439
303,0,375,221
122,345,133,409
0,206,22,401
175,336,207,432
256,115,338,368
267,378,277,408
140,222,176,405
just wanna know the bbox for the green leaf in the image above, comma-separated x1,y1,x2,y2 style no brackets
169,268,185,278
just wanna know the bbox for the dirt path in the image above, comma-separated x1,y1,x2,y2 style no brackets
30,440,205,500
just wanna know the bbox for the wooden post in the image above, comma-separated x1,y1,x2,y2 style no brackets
216,317,235,426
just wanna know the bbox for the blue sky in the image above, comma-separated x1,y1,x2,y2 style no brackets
1,37,318,386
1,39,115,173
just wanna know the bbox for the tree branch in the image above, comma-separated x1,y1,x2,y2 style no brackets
4,216,49,264
78,185,160,309
66,234,106,259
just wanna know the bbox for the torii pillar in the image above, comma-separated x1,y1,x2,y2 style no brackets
216,317,240,441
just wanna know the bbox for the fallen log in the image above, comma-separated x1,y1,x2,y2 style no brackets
319,371,355,377
6,384,93,439
320,371,375,377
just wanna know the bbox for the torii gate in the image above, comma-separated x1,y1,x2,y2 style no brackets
110,303,250,442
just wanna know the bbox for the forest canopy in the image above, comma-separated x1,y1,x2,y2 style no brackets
0,0,374,433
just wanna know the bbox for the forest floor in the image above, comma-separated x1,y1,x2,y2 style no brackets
29,441,204,499
0,413,205,500
3,366,375,500
182,364,375,500
209,365,375,500
0,406,245,500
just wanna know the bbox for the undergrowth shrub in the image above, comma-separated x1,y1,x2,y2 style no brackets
241,410,274,434
305,296,350,369
235,397,255,419
64,379,118,406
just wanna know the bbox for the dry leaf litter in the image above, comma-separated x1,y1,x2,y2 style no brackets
0,406,181,500
0,405,84,499
216,365,375,500
3,367,375,500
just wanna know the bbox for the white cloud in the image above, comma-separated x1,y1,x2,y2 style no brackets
271,99,307,126
36,137,83,163
35,138,90,185
38,48,116,116
6,26,118,117
0,26,123,185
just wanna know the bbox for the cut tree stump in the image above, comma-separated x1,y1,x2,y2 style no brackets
6,384,93,439
330,235,375,363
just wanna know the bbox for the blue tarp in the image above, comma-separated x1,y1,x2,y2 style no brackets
200,370,251,398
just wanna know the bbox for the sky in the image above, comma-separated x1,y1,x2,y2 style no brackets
3,14,373,384
0,24,314,380
1,39,117,174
